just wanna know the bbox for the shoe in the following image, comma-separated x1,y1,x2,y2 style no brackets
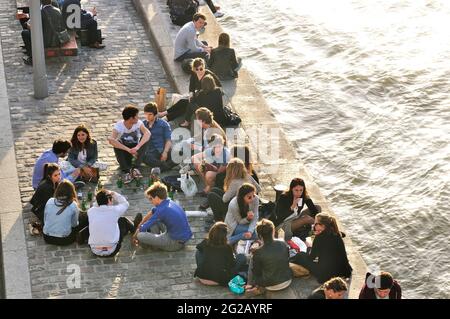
29,224,41,236
123,172,134,184
23,56,32,66
131,168,143,179
214,11,224,18
133,213,143,232
199,200,209,210
89,42,105,49
179,121,190,128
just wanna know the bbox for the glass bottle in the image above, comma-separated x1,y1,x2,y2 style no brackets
116,176,123,189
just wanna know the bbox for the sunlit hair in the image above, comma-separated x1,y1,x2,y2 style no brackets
218,33,230,48
256,219,275,244
224,158,247,192
70,124,92,151
146,181,168,200
195,107,227,142
192,58,205,72
237,183,256,218
316,213,340,237
207,222,229,247
230,145,254,174
54,180,77,209
323,277,348,292
42,163,60,184
200,74,217,93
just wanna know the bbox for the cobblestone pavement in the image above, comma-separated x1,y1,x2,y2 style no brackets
0,0,318,298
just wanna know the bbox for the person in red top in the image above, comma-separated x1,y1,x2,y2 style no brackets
359,271,402,299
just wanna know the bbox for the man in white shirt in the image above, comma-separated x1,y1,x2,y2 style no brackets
174,13,212,62
108,105,151,184
87,189,142,257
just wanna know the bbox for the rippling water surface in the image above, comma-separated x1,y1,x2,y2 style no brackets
218,0,450,298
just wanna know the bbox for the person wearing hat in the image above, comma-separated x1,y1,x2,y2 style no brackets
359,271,402,299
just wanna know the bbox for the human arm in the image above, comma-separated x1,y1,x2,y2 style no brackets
222,180,239,203
71,204,80,228
161,123,172,161
247,196,259,234
129,123,150,155
108,129,132,152
304,197,319,217
67,147,84,168
112,192,130,216
230,49,239,70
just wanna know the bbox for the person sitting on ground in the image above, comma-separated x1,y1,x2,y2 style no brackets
194,222,248,286
208,158,261,221
271,178,321,241
214,144,259,190
203,0,224,18
86,189,141,257
174,13,212,62
141,102,175,172
32,139,80,189
245,219,293,296
108,105,151,184
61,0,104,48
189,58,222,96
224,183,259,245
68,124,99,183
42,180,88,246
290,213,353,283
192,134,230,196
133,182,192,251
308,277,348,299
359,271,402,299
159,59,222,124
177,107,227,160
30,163,61,235
21,0,68,65
179,74,227,128
208,33,241,81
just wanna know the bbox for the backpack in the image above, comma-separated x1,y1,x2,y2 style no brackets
168,0,199,26
222,105,242,126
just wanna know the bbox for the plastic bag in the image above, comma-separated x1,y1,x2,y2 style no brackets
228,275,246,295
178,173,197,197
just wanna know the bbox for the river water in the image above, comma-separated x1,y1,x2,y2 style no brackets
218,0,450,298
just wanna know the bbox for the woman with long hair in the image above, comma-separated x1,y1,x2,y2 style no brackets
290,213,352,283
68,124,99,182
194,222,247,286
208,158,261,221
43,180,87,246
180,74,227,128
29,163,61,234
272,178,321,240
224,183,259,245
208,33,241,81
214,144,259,190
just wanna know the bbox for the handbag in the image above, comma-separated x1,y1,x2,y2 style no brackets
57,29,71,44
42,9,71,45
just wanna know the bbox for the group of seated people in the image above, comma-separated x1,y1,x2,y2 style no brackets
20,0,104,65
174,13,241,80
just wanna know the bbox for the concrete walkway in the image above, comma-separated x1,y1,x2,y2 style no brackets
0,0,366,299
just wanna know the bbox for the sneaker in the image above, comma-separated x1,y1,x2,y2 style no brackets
131,168,143,179
123,172,133,184
133,213,143,232
214,11,225,18
23,56,32,66
28,223,41,236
